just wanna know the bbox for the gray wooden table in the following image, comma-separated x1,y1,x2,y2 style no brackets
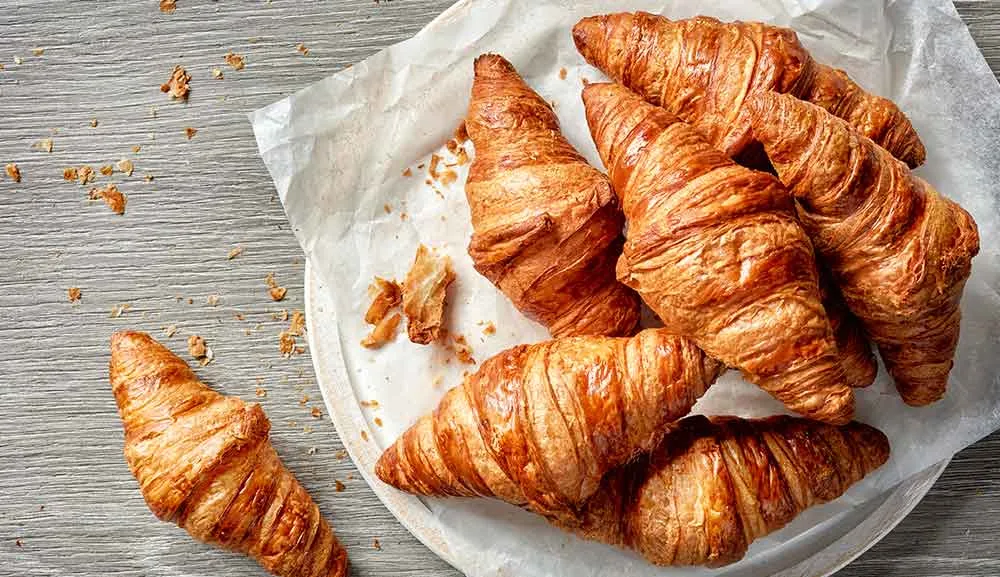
0,1,996,576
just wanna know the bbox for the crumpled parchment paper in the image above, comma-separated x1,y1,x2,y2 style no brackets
251,0,1000,574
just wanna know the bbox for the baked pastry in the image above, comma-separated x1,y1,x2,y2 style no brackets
110,331,348,577
465,53,640,337
573,12,925,167
583,81,853,423
748,92,979,405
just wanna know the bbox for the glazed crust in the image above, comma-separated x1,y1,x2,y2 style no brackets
582,82,854,424
109,331,348,577
819,265,878,388
748,92,980,405
566,415,890,567
375,328,721,521
572,12,925,168
465,54,641,337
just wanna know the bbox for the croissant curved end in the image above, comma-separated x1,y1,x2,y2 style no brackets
572,15,607,60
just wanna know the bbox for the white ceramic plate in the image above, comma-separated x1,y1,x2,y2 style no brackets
304,260,949,577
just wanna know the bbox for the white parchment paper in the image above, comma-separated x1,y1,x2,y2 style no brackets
252,0,1000,574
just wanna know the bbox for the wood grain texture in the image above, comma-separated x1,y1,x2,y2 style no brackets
0,1,995,576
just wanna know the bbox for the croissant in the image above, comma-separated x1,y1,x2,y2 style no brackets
748,92,980,405
573,12,925,168
109,331,348,577
465,53,640,337
562,414,890,567
375,328,722,521
582,82,853,423
820,266,878,388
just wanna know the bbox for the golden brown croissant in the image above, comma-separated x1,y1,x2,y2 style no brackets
583,82,853,423
748,92,980,405
465,53,640,337
109,331,348,577
375,328,721,521
820,266,878,388
573,12,925,168
563,414,890,567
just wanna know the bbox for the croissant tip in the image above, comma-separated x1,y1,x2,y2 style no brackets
110,330,157,354
572,15,604,51
374,447,398,487
473,53,515,77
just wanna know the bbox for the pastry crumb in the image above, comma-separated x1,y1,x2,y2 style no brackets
296,43,309,56
452,334,476,365
334,449,347,460
211,68,223,80
32,48,44,57
334,480,346,492
227,245,244,260
206,294,219,306
383,203,392,214
90,118,98,127
299,394,309,406
187,335,208,361
132,145,142,154
432,374,443,388
288,310,305,336
255,387,267,398
117,159,134,176
159,0,176,12
454,121,468,142
5,163,21,183
359,399,380,409
365,277,402,325
361,430,369,442
446,139,459,154
372,538,381,551
99,165,114,176
164,324,178,338
13,56,23,65
272,309,288,321
559,67,568,80
269,287,287,301
278,331,296,356
88,184,127,215
109,303,131,318
185,127,198,140
439,169,457,186
161,65,191,100
307,447,317,455
62,167,78,181
34,138,53,153
67,287,81,303
77,165,95,185
225,51,245,70
310,406,322,419
402,167,412,177
482,321,496,335
402,245,455,344
373,417,383,427
360,312,401,349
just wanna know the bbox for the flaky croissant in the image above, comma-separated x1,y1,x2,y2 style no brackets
573,12,925,168
376,328,721,521
563,414,890,567
583,82,853,423
749,92,980,405
110,331,348,577
820,266,878,388
465,53,640,337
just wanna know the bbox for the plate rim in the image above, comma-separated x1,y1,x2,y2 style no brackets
303,259,949,577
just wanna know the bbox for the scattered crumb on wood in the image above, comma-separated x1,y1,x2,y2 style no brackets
88,184,127,215
402,245,455,344
255,387,267,398
164,324,178,338
289,310,305,336
334,449,347,460
335,480,346,492
13,56,23,65
272,309,289,321
15,539,23,548
372,538,381,551
278,331,296,356
160,65,191,100
365,277,402,325
185,127,198,140
296,43,309,56
90,118,98,128
77,165,95,185
132,145,142,153
67,287,81,303
117,159,134,176
225,51,245,70
310,407,322,419
227,245,244,260
34,138,53,153
109,303,131,318
360,312,401,349
159,0,176,13
206,294,219,306
63,167,78,181
299,394,310,406
559,67,568,80
5,163,21,182
269,286,287,301
99,165,114,176
187,335,208,360
32,48,44,57
211,68,223,80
